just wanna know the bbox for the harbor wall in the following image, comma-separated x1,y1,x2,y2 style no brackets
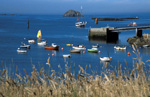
88,27,119,43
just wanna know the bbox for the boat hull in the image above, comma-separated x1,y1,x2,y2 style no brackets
88,49,98,53
37,41,47,46
70,50,81,53
44,46,59,50
100,57,111,62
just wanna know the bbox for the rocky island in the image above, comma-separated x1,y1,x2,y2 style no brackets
64,10,81,17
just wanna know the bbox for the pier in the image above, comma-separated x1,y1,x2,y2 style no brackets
89,26,150,42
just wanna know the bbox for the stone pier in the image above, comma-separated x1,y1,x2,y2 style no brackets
88,27,119,42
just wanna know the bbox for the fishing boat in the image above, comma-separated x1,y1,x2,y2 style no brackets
100,57,111,62
17,48,27,53
75,6,87,27
128,21,137,26
114,46,126,50
72,45,86,50
37,30,47,46
20,42,30,49
88,48,98,53
44,43,59,50
28,39,35,44
70,49,81,53
63,54,72,58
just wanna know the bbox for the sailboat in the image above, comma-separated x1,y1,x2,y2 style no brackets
37,30,47,46
100,45,111,62
75,6,87,27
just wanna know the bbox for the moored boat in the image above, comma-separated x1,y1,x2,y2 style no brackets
88,48,98,53
72,45,86,50
100,57,111,62
17,48,27,53
128,21,137,26
44,43,59,50
38,41,47,46
37,30,47,46
66,44,73,46
75,6,87,28
20,42,30,49
28,39,35,44
92,44,99,48
114,46,126,50
63,54,72,58
70,49,81,53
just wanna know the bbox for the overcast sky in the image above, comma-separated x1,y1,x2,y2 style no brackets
0,0,150,15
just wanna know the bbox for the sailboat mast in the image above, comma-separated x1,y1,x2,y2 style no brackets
81,6,83,22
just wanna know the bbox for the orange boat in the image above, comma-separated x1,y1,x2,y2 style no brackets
44,43,59,50
44,46,59,50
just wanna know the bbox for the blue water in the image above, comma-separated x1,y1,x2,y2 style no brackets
0,13,150,76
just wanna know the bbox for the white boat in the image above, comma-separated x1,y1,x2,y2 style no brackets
76,22,87,27
63,54,72,58
37,41,47,46
92,44,99,48
142,45,150,48
100,57,111,62
72,45,86,50
17,48,27,53
114,46,126,50
20,42,30,49
28,39,35,44
75,6,87,27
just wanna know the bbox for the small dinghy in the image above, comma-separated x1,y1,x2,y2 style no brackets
28,39,35,44
20,42,30,49
17,48,27,53
63,54,72,58
100,57,111,62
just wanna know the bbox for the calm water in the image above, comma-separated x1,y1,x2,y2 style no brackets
0,13,150,76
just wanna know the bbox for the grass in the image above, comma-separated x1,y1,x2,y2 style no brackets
0,44,150,97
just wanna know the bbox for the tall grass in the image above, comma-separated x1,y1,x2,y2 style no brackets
0,44,150,97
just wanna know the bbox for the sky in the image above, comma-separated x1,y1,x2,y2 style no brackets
0,0,150,15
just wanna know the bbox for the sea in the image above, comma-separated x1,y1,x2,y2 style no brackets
0,13,150,77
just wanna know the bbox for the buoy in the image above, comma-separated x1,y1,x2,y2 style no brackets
61,48,64,51
52,53,55,56
110,57,112,60
127,52,131,56
83,51,85,54
98,51,101,54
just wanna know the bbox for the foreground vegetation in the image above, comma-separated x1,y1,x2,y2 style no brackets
0,44,150,97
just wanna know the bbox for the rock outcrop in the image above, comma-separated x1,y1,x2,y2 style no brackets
64,10,81,17
127,36,150,46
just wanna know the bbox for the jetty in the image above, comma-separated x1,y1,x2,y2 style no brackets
89,26,150,42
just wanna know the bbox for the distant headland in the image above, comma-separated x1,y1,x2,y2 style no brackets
64,10,81,17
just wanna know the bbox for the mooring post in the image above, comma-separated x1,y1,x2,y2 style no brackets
136,28,142,37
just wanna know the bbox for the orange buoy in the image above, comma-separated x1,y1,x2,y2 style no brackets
83,51,85,54
61,48,64,51
110,57,112,60
98,51,101,54
52,53,55,56
127,52,131,56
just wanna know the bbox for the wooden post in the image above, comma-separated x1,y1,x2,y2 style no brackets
95,18,98,24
